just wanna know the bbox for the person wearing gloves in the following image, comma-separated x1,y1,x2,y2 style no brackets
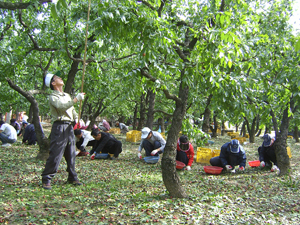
90,128,122,160
137,127,166,159
74,129,96,156
98,119,110,132
176,135,194,171
0,121,17,147
210,139,246,173
41,73,85,190
258,133,278,172
115,121,129,134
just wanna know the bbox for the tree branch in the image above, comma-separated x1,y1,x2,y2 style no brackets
137,0,156,11
0,0,52,10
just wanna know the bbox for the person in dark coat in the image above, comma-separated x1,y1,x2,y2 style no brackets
258,133,279,172
22,123,44,145
90,128,122,160
210,139,246,173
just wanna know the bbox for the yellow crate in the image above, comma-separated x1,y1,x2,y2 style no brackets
212,149,221,157
126,130,142,142
233,137,246,144
227,132,234,136
161,132,166,140
287,135,293,139
245,133,249,138
109,128,120,134
196,148,213,164
217,129,221,134
287,146,292,158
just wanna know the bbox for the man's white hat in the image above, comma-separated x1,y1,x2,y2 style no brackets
45,73,54,87
141,127,151,139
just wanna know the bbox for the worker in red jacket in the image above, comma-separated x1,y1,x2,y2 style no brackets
176,135,194,171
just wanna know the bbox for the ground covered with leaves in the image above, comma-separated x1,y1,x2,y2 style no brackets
0,123,300,225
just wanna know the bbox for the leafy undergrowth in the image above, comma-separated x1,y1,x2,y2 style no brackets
1,124,300,224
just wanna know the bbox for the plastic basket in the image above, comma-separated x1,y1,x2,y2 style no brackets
126,130,142,142
94,153,109,159
109,128,120,134
176,161,186,170
203,166,223,175
212,149,221,157
233,137,246,144
248,160,260,167
287,147,292,158
144,156,160,164
196,148,213,164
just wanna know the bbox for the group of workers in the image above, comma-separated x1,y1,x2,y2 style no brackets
210,133,278,173
0,119,42,147
1,73,280,190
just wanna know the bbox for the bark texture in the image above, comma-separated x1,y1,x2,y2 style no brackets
6,78,50,161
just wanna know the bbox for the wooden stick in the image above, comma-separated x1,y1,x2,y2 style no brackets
78,0,91,128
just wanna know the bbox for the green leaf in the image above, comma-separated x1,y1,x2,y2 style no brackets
59,0,68,8
51,4,58,19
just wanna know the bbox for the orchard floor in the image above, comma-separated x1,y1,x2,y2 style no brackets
0,123,300,225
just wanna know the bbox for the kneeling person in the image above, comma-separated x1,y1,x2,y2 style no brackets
210,139,246,173
74,129,96,156
258,133,278,172
90,128,122,160
176,135,194,171
137,127,166,159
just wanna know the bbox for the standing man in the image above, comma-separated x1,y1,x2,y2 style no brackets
41,73,85,190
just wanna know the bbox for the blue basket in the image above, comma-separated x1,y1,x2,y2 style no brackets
144,156,160,164
95,153,109,159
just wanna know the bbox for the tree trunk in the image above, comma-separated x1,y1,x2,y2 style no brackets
159,117,165,133
133,102,138,130
256,129,262,137
28,104,34,123
161,72,188,198
137,93,146,130
64,52,80,94
202,108,210,133
145,89,156,130
244,116,256,143
270,103,293,176
294,125,299,143
221,120,226,136
240,121,246,136
202,94,212,133
210,113,218,137
6,78,50,161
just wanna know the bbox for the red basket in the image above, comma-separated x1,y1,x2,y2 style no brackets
176,161,186,170
203,166,223,175
248,160,260,167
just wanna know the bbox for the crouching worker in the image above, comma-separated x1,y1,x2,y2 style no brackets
258,133,278,172
23,123,44,145
90,128,122,160
210,139,246,173
74,129,96,156
176,135,194,171
137,127,166,159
